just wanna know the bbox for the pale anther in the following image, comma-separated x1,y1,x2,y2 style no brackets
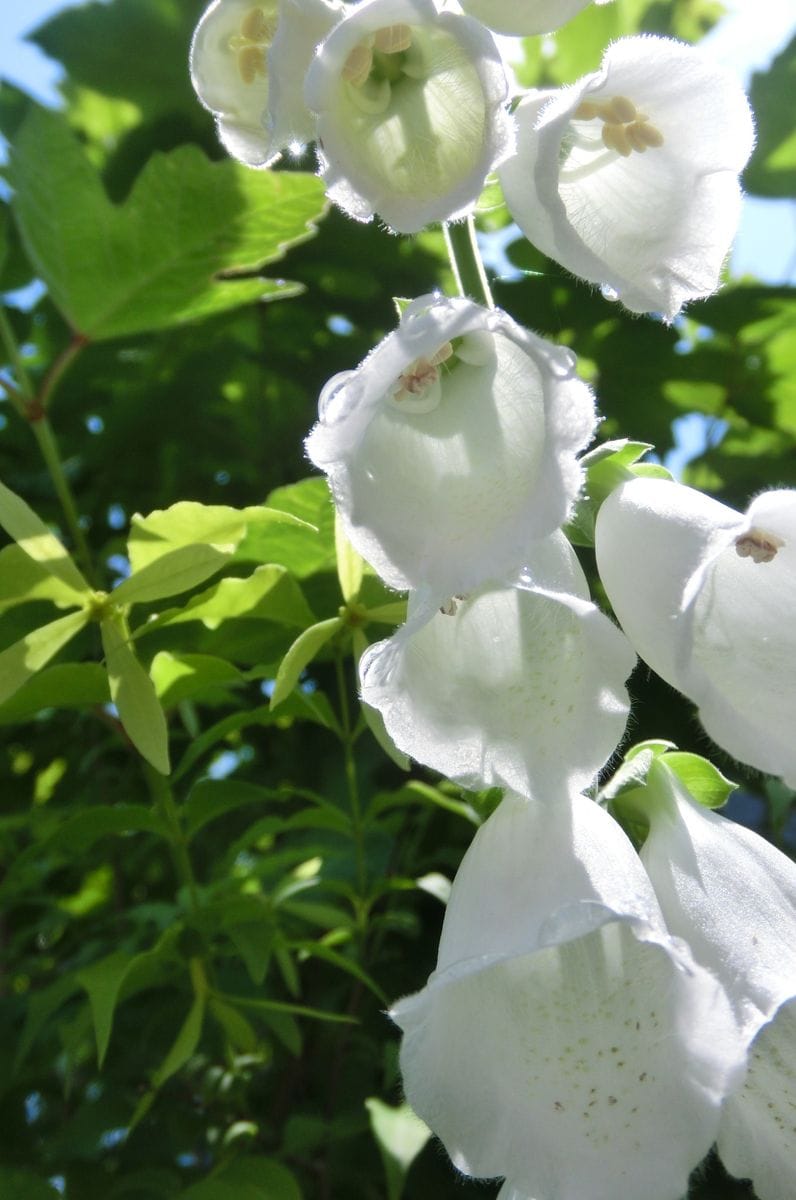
342,39,375,87
237,44,266,84
373,24,413,54
573,93,664,158
240,6,272,42
734,528,785,564
229,6,276,83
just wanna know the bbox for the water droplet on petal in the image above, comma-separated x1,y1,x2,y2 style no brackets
600,284,620,303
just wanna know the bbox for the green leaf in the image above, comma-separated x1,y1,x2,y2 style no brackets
112,544,232,606
136,565,315,637
660,751,738,810
239,478,335,578
0,662,109,723
745,34,796,198
0,1168,60,1200
0,543,87,613
565,439,671,547
0,609,88,706
218,992,356,1027
14,974,83,1069
131,992,206,1128
365,1098,431,1200
335,509,364,604
208,996,258,1053
127,501,311,573
9,108,328,340
183,779,284,839
101,615,170,775
179,1157,302,1200
76,950,138,1067
270,618,342,710
0,477,89,595
151,652,244,708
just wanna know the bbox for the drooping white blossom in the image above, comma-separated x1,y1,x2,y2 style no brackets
303,0,514,232
306,294,596,597
596,477,796,787
190,0,340,166
499,36,755,320
359,533,635,797
392,790,746,1200
458,0,609,38
637,758,796,1200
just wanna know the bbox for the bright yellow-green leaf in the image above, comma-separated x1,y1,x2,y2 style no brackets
335,508,364,604
113,543,231,605
365,1098,431,1200
136,565,315,637
0,543,87,613
101,615,170,775
0,478,89,595
270,617,342,710
0,609,88,705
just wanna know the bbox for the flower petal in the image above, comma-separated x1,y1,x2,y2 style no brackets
718,1000,796,1200
457,0,604,38
596,478,796,785
499,36,754,319
392,792,746,1200
360,535,635,797
304,0,514,232
306,294,596,597
640,761,796,1038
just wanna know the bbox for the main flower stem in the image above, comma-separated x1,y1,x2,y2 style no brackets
335,651,368,921
31,416,96,585
443,215,494,309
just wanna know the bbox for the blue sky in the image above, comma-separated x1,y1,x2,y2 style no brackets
0,0,794,282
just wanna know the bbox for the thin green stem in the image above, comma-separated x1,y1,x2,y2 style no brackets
145,762,202,914
38,333,88,414
443,215,494,309
335,651,367,907
31,416,96,585
0,304,35,402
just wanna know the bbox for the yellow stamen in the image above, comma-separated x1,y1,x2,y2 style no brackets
229,7,276,84
601,123,632,157
237,44,266,84
240,6,272,42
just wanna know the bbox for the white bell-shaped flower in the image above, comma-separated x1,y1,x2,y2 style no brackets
360,533,635,797
306,294,596,597
458,0,608,38
595,477,796,786
499,36,754,319
190,0,340,166
637,759,796,1200
303,0,514,232
392,790,747,1200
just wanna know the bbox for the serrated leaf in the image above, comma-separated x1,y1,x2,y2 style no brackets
0,477,88,595
365,1098,431,1200
0,609,88,705
660,752,738,810
101,616,169,775
136,565,315,637
335,509,363,604
9,108,327,340
270,618,342,710
112,544,231,606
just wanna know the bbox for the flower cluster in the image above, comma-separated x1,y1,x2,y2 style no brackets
190,3,795,1199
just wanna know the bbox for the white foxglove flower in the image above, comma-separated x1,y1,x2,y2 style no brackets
306,294,596,597
458,0,609,38
303,0,514,232
360,533,635,796
499,36,754,319
392,790,746,1200
190,0,340,166
595,477,796,786
637,759,796,1200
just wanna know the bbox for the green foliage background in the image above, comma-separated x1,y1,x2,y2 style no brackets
0,1,794,1197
